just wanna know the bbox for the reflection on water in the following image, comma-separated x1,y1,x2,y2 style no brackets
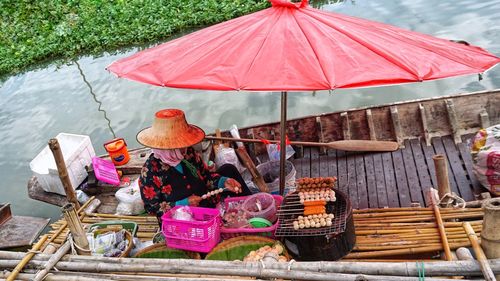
74,61,116,139
0,0,499,221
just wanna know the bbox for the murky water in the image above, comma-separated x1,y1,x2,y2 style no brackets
1,0,499,221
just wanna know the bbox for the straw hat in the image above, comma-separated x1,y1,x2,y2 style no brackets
137,109,205,149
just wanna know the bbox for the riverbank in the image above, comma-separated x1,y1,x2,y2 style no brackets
0,0,269,77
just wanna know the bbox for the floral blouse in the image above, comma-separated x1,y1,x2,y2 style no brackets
138,147,224,219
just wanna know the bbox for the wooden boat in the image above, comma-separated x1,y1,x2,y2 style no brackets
27,89,500,214
0,203,49,249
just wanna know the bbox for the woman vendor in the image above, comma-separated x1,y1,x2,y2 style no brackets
137,109,252,224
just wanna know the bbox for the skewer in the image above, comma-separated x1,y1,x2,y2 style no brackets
277,208,305,213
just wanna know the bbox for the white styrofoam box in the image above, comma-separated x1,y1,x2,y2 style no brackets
30,133,96,195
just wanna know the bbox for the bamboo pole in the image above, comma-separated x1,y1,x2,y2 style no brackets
32,241,71,281
464,222,497,281
427,189,453,261
353,207,482,213
433,155,451,200
48,138,80,209
42,196,96,251
3,253,500,278
0,258,487,281
1,271,266,281
5,235,48,281
61,203,89,254
345,242,472,259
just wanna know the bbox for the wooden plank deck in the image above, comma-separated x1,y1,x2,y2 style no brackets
291,135,484,209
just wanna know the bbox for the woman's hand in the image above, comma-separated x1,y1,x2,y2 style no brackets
188,195,202,206
224,178,242,193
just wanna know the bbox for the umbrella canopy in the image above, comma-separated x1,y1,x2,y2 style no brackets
108,0,499,91
108,0,499,195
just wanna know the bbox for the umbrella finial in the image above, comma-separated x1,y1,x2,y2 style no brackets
269,0,308,8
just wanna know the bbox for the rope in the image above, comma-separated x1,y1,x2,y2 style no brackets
27,250,42,254
416,261,425,281
259,259,266,269
439,192,466,208
68,234,78,255
287,259,296,271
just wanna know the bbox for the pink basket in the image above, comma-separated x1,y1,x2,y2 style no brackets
161,206,221,253
92,157,120,186
220,195,283,239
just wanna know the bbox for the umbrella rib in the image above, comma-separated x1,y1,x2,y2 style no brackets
292,10,333,89
240,8,286,88
311,9,499,75
164,12,275,87
301,8,421,81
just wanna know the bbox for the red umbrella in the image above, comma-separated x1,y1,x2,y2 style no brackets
108,0,500,193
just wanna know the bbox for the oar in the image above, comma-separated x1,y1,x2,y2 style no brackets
205,136,399,152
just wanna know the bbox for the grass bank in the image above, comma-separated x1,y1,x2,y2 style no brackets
0,0,269,76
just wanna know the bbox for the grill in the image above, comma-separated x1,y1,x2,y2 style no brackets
275,189,355,261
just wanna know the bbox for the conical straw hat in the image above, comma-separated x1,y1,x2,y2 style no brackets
137,109,205,149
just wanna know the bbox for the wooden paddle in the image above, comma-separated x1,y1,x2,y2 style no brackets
205,136,399,152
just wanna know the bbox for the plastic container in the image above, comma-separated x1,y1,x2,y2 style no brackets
220,194,283,239
29,133,95,195
92,157,120,186
161,206,221,253
104,138,130,166
256,160,296,195
242,193,277,223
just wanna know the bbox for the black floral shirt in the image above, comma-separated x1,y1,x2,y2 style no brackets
138,147,224,219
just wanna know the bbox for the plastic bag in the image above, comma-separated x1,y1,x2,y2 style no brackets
76,190,90,204
471,124,500,195
115,179,144,215
92,232,116,255
172,206,194,221
262,138,295,161
214,145,246,173
256,160,297,195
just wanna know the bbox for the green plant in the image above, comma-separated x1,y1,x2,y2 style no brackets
0,0,270,76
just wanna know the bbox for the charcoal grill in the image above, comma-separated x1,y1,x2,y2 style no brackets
275,189,355,261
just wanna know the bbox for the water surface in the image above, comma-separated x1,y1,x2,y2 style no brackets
1,0,499,220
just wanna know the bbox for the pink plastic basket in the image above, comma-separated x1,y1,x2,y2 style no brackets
220,195,282,239
92,157,120,186
161,206,221,253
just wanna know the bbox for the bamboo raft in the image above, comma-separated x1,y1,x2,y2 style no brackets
0,203,496,281
38,196,485,260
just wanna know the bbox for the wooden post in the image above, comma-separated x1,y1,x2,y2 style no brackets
463,222,497,281
48,138,80,209
433,155,451,200
229,126,269,193
61,203,90,255
235,147,269,193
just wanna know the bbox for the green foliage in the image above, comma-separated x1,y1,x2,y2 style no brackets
0,0,270,76
205,242,272,261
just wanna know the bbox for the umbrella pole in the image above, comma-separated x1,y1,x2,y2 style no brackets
279,91,288,195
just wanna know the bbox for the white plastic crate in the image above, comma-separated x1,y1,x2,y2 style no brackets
29,133,96,195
